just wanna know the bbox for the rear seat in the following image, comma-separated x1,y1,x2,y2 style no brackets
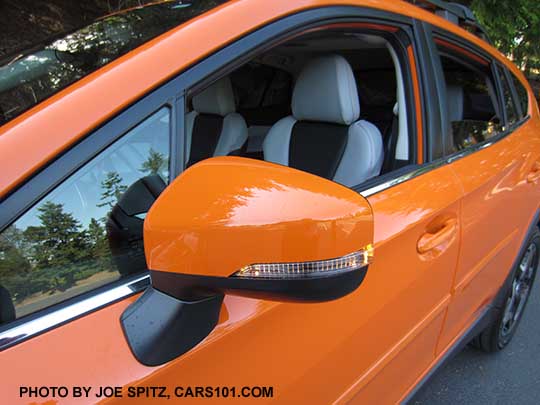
185,77,248,166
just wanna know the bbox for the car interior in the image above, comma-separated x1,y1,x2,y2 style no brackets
106,29,413,277
185,30,412,184
437,49,503,151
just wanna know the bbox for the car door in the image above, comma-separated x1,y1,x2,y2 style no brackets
428,31,540,352
0,6,461,405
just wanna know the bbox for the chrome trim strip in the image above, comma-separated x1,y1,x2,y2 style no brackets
0,274,149,351
361,159,446,197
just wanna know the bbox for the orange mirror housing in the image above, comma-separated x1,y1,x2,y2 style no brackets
122,157,374,365
145,156,374,280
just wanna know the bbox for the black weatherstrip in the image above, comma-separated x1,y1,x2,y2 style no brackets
413,20,446,160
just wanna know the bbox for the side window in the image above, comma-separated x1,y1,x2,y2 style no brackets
185,27,414,188
230,62,293,124
435,40,503,152
496,65,519,127
510,73,530,118
229,63,293,159
0,107,170,324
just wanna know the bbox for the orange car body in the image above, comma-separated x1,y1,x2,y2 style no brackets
1,0,539,404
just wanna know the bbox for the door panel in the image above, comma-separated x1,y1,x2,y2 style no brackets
345,166,460,403
438,126,540,352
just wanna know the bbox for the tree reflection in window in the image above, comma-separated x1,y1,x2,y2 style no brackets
0,107,170,321
0,0,227,125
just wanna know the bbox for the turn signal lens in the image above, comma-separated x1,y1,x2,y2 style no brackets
233,245,374,279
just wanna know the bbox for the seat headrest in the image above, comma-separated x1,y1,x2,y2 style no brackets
292,55,360,125
192,77,236,116
447,84,464,123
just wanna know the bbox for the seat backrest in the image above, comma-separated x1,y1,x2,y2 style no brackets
185,77,248,166
447,84,464,123
263,55,383,187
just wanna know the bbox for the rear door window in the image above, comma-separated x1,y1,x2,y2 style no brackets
435,39,502,152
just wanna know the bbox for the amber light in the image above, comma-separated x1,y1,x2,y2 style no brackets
233,245,374,280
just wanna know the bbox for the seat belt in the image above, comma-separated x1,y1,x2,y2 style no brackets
382,104,399,173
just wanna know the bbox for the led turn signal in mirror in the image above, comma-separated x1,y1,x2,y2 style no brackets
233,245,374,279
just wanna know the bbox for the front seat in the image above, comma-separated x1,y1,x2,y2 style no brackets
263,54,383,187
185,77,248,167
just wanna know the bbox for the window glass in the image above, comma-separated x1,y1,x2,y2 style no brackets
230,62,293,125
0,1,227,127
436,41,503,152
510,73,529,118
0,107,170,323
496,66,519,126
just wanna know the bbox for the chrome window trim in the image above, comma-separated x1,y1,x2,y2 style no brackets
361,160,446,197
0,274,149,351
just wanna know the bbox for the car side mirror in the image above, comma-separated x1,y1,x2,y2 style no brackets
121,157,374,365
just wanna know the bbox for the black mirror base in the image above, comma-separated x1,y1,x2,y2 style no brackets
120,287,223,366
151,265,368,303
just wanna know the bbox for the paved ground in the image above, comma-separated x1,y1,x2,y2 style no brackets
412,268,540,405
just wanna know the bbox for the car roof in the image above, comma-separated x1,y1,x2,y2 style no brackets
0,0,530,199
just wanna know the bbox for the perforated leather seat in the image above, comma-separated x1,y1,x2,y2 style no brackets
263,55,383,187
185,77,248,166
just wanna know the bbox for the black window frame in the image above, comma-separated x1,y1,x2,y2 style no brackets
494,63,520,129
505,67,530,121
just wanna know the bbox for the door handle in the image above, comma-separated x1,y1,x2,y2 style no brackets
417,218,458,254
527,161,540,183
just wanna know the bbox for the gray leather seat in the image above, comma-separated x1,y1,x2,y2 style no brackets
263,55,383,187
185,77,248,166
447,85,464,123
